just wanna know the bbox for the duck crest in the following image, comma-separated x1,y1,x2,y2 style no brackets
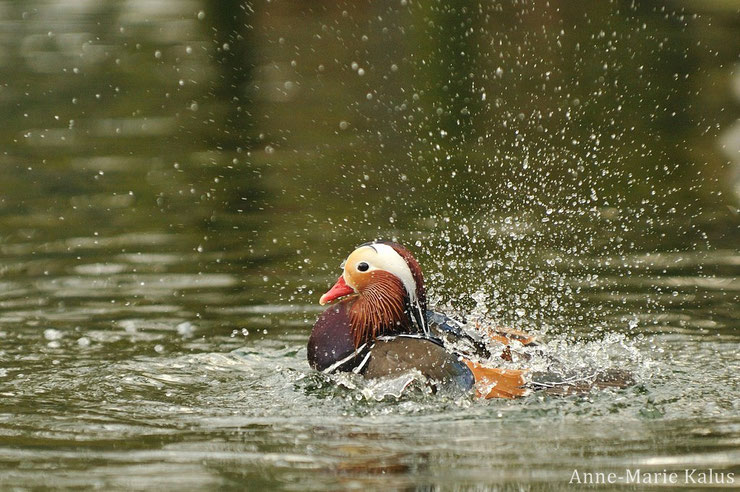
384,242,429,336
359,241,427,310
349,271,409,347
381,241,426,312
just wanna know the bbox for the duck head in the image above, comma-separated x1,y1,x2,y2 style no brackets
318,241,429,346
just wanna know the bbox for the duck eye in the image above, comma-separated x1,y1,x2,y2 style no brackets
356,262,369,272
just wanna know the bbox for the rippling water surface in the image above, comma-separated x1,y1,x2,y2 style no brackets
0,1,738,490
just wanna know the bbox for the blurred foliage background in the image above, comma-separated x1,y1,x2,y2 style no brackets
1,0,737,329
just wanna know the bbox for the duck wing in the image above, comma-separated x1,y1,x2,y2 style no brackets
426,310,491,359
426,310,538,361
361,336,475,394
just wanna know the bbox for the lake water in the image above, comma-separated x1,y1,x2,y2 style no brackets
0,0,738,490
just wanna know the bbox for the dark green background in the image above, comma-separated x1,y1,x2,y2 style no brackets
0,0,737,489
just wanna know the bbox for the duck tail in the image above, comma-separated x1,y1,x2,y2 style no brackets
531,369,636,396
463,360,529,399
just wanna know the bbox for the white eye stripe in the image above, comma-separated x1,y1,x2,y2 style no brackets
361,243,417,303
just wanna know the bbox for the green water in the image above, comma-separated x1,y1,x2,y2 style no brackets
0,0,738,490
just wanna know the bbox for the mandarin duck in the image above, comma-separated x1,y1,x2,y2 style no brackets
308,241,632,399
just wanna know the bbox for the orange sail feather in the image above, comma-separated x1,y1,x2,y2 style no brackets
463,360,528,399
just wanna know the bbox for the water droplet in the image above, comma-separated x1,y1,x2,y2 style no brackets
176,322,195,337
44,329,63,341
